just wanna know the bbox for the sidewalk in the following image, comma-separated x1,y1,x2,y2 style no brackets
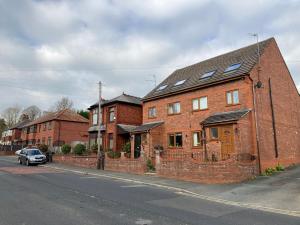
43,161,300,216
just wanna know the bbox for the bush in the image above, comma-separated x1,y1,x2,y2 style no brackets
146,159,155,172
107,150,121,158
74,143,86,155
61,144,71,154
265,167,276,176
276,164,285,172
90,143,98,154
38,144,48,153
122,142,131,154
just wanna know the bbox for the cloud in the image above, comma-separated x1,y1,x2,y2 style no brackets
0,0,299,112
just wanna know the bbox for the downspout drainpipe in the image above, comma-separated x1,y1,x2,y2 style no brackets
58,121,61,148
268,78,279,158
201,124,208,161
250,76,262,174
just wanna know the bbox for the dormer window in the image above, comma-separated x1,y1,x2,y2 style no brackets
156,84,168,91
200,70,216,79
174,79,186,86
224,63,241,73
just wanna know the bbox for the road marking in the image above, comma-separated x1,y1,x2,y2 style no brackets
80,176,98,179
121,184,147,188
38,164,300,218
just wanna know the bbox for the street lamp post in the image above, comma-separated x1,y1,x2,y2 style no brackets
97,81,104,170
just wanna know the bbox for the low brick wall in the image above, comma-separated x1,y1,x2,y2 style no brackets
104,152,147,175
53,155,97,169
0,150,16,156
156,152,259,184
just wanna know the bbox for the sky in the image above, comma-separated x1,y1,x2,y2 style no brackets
0,0,299,112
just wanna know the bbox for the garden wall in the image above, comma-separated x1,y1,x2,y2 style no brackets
53,155,97,169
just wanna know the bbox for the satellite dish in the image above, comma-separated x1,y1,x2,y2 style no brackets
256,80,263,88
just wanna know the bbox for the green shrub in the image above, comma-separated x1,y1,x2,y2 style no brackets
74,143,86,155
107,150,121,158
38,144,48,153
61,144,71,154
90,143,98,154
265,167,276,176
276,164,285,172
122,142,131,154
147,159,155,172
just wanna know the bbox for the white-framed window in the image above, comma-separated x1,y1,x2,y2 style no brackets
226,90,239,105
92,108,98,125
148,107,157,118
192,96,208,110
192,131,202,147
109,107,115,122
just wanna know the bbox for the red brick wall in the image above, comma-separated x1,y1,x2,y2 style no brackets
56,121,89,144
53,155,97,169
143,78,254,155
250,39,300,170
116,103,143,125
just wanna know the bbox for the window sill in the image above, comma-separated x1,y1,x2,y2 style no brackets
226,103,241,107
192,108,209,112
148,116,157,119
167,113,181,116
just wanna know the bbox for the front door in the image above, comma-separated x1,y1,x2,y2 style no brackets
219,125,234,159
134,134,141,158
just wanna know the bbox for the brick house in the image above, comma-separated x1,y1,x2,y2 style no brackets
130,37,300,178
21,109,89,150
87,93,142,152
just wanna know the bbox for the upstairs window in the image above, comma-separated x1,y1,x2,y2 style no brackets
168,102,181,115
224,63,241,73
109,107,115,122
47,122,52,130
148,107,157,118
92,108,98,125
43,123,47,131
226,90,239,105
200,70,216,79
192,96,208,111
174,79,186,86
156,84,168,91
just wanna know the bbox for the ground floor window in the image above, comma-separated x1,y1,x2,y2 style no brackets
47,137,52,146
108,133,113,150
210,127,219,139
192,131,202,147
168,132,183,148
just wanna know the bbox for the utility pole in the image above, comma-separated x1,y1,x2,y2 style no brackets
97,81,104,170
146,74,157,88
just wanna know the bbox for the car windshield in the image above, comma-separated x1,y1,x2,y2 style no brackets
27,150,42,156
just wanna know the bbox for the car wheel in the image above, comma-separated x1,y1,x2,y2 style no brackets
26,160,30,166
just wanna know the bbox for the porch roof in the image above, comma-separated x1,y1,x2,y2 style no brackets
201,109,251,126
117,124,138,134
133,121,164,133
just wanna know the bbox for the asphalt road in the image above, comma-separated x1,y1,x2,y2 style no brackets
0,157,299,225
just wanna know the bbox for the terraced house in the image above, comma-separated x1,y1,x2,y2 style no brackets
130,37,300,183
21,109,89,150
88,93,142,152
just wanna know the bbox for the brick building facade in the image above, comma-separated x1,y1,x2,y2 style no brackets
88,93,142,152
20,109,89,150
130,37,299,181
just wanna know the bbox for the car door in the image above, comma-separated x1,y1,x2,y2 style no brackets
20,150,27,164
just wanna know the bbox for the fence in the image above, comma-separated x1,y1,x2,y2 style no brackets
0,145,22,152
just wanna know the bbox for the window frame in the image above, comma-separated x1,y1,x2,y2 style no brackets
167,102,181,115
108,107,115,123
148,106,157,118
108,133,114,150
226,89,240,106
92,108,98,125
192,96,208,111
168,132,183,148
192,130,203,148
210,127,219,140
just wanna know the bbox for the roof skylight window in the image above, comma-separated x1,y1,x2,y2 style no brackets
156,84,168,91
200,70,216,79
174,79,186,86
224,63,241,73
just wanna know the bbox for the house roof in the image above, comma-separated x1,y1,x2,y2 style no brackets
24,109,89,127
201,109,251,126
9,119,31,129
117,124,138,134
88,93,142,110
143,38,274,102
133,121,164,133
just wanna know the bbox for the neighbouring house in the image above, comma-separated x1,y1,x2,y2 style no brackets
87,93,142,152
20,109,89,150
0,129,12,145
9,119,31,146
129,37,300,182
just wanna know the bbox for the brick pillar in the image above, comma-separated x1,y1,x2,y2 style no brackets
155,150,160,166
130,134,135,159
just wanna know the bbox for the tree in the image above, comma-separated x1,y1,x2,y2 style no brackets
51,97,74,112
21,105,41,121
77,110,89,119
2,106,21,127
0,118,7,139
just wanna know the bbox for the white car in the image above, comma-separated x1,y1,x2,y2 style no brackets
15,149,22,156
